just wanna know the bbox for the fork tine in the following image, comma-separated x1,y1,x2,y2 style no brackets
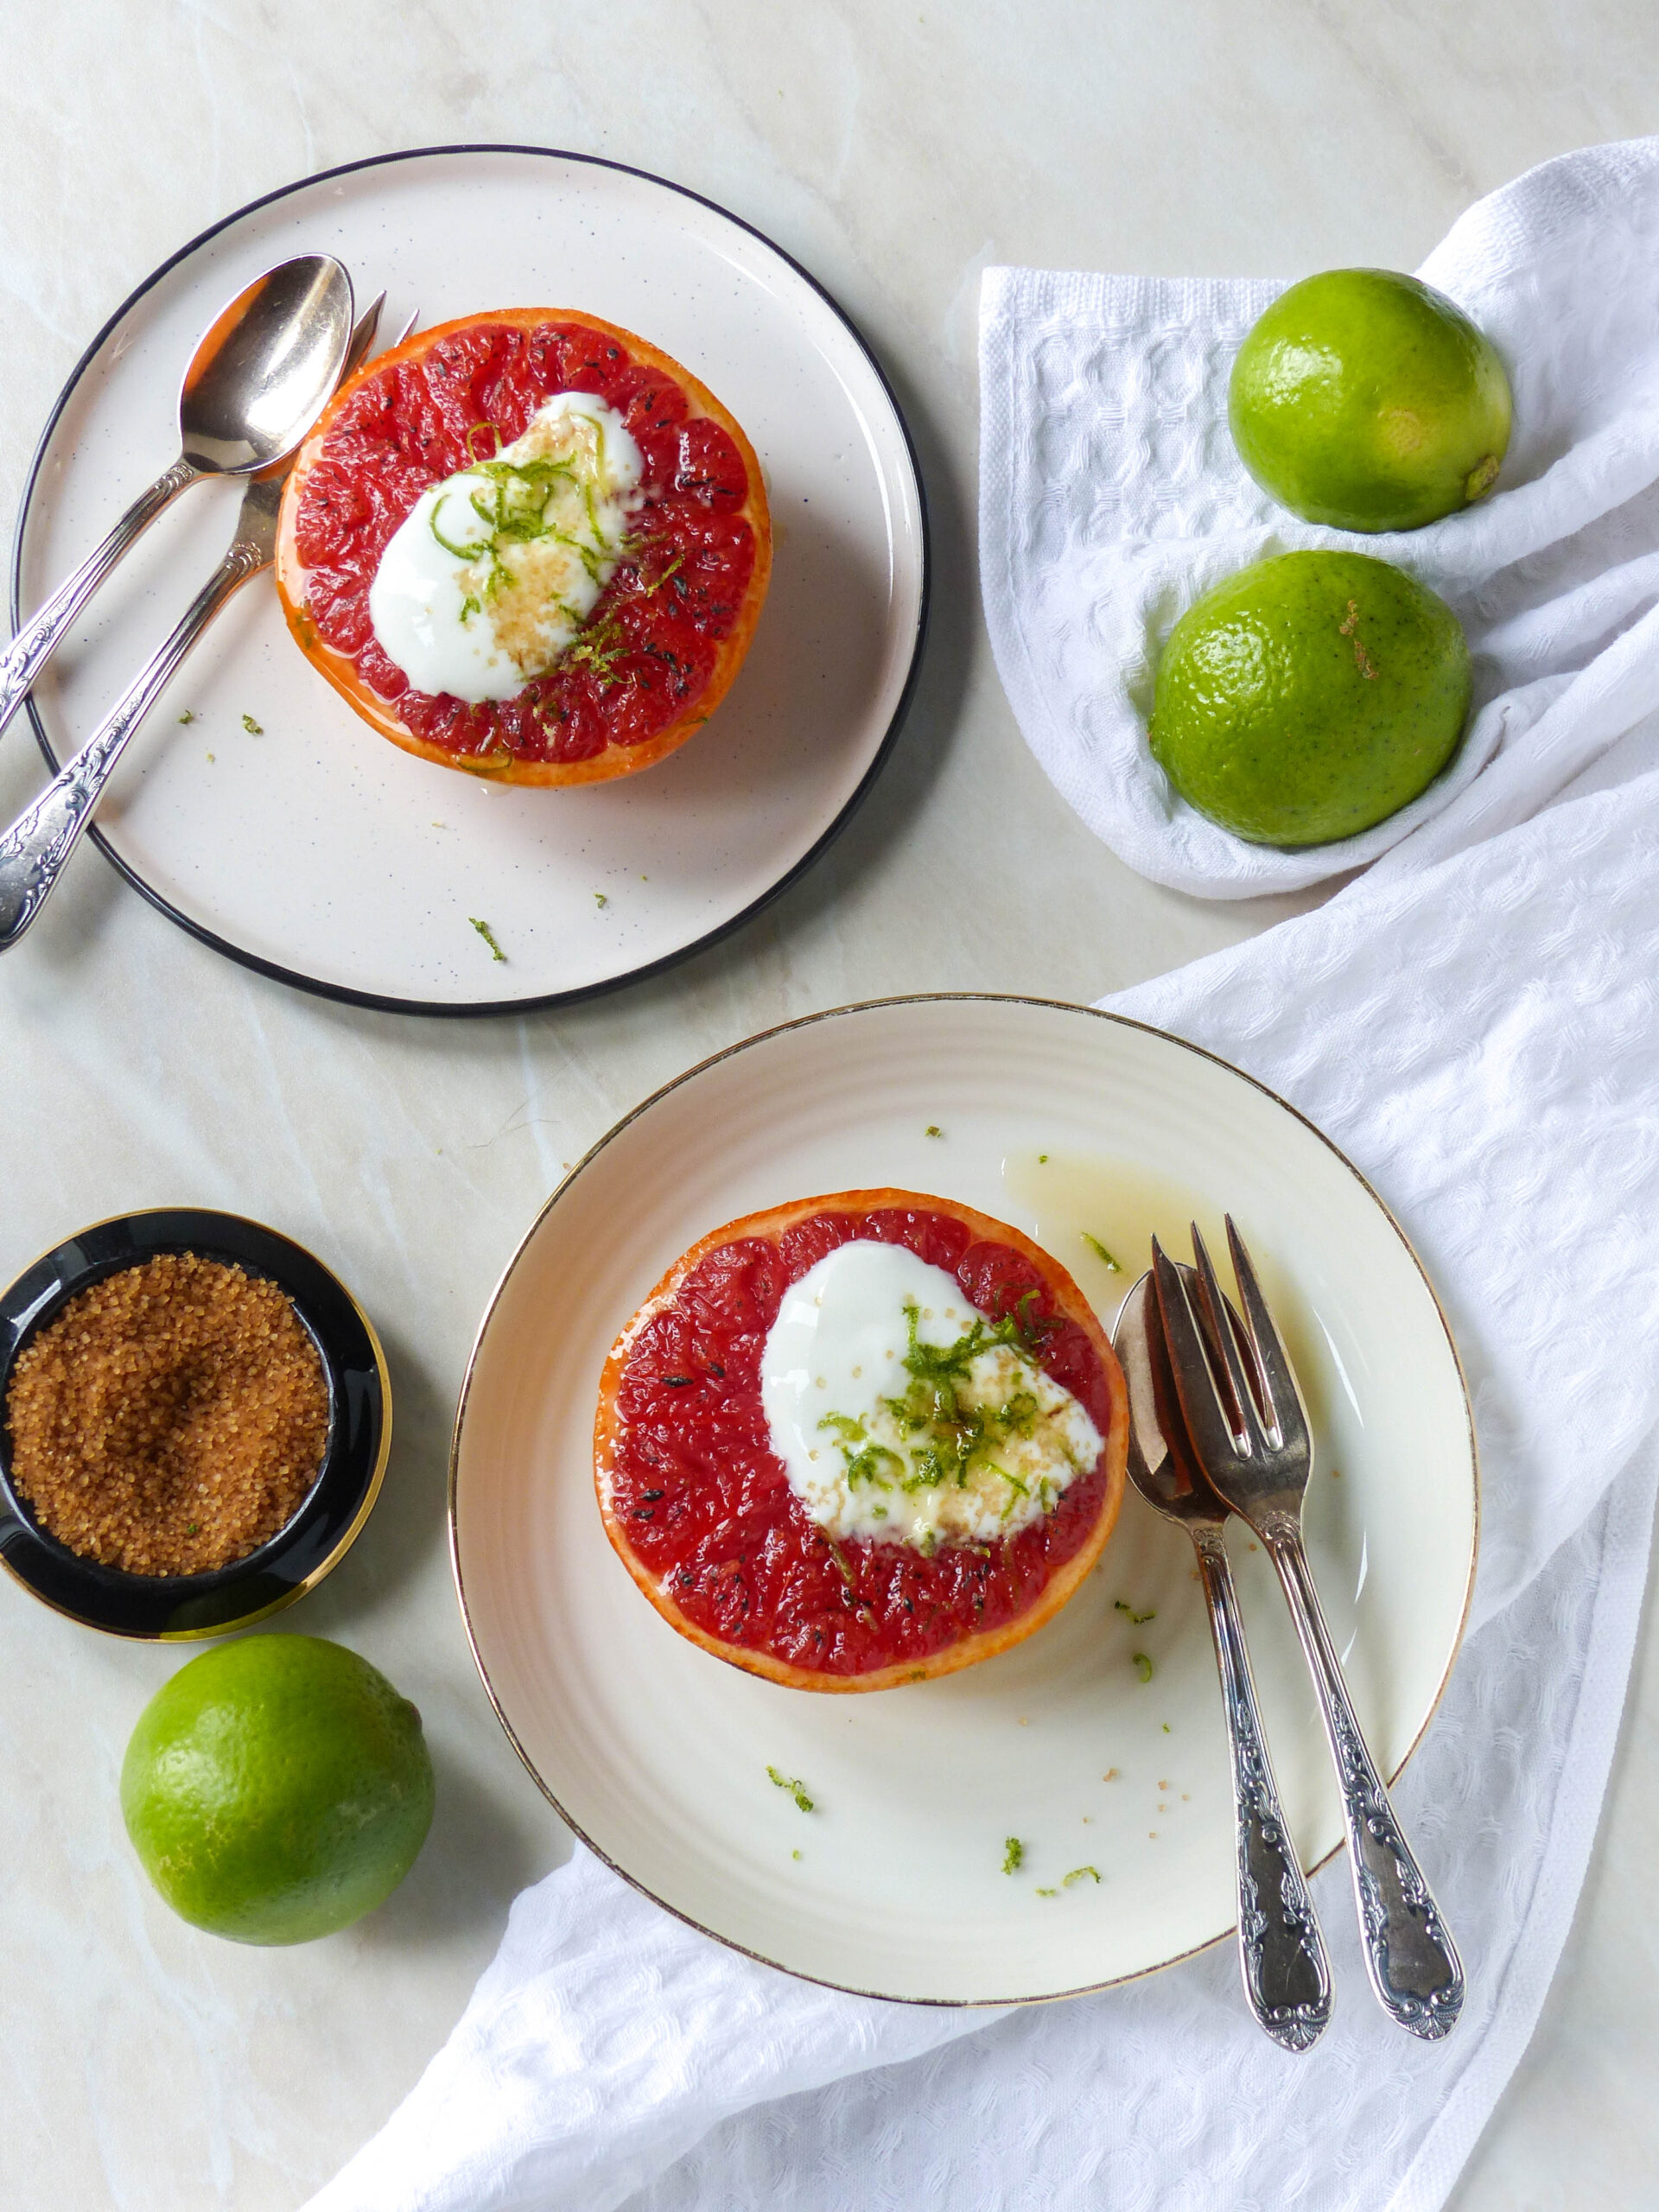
341,292,386,383
1188,1223,1268,1454
1149,1236,1245,1469
1224,1217,1311,1457
1194,1218,1272,1433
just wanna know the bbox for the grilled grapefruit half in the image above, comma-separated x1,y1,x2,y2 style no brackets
595,1190,1128,1692
275,309,771,786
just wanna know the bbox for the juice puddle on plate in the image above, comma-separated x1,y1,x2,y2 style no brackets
1000,1147,1333,1448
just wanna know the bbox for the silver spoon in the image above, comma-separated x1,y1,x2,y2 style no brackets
0,294,402,954
0,254,355,744
1114,1268,1332,2050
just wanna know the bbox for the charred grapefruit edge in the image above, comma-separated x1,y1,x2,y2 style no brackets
274,308,773,788
594,1186,1129,1693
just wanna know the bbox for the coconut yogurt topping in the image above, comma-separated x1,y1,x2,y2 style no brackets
759,1240,1102,1551
366,391,645,703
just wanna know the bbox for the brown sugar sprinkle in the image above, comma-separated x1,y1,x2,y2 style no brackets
4,1253,330,1577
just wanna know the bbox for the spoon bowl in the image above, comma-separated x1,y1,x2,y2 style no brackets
1116,1268,1231,1523
180,256,355,474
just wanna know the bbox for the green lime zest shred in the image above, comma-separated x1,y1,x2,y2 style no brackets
1063,1865,1101,1887
767,1765,815,1813
429,496,481,562
1001,1837,1024,1875
468,916,507,963
565,608,628,686
642,550,685,597
1082,1232,1121,1272
817,1296,1068,1536
1133,1652,1154,1683
241,713,263,736
1115,1600,1155,1625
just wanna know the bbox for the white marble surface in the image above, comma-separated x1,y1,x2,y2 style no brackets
0,4,1654,2205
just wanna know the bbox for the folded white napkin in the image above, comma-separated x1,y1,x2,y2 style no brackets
979,136,1659,897
309,734,1659,2212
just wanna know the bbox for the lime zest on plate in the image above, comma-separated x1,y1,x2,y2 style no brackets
766,1765,814,1813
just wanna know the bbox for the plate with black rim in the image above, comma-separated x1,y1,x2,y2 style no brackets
0,1207,390,1639
449,995,1478,2005
10,146,927,1015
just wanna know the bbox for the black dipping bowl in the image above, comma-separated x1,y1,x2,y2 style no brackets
0,1209,391,1639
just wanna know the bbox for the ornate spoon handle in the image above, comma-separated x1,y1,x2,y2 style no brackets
1192,1525,1332,2050
0,455,200,741
1264,1521,1465,2039
0,537,264,950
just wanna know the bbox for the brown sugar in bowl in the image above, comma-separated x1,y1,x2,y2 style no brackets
0,1210,390,1639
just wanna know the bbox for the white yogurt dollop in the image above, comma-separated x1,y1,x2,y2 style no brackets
760,1239,1103,1551
367,391,645,703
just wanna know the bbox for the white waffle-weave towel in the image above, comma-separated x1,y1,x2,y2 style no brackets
306,142,1659,2212
308,745,1659,2212
978,136,1659,897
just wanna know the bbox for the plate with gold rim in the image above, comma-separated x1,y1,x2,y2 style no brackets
450,995,1477,2004
10,145,926,1014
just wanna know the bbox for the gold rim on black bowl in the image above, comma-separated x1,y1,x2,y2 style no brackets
0,1207,391,1640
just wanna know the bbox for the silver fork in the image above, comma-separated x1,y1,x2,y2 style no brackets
1151,1219,1465,2041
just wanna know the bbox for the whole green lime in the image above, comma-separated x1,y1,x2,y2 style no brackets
1149,550,1470,846
120,1635,435,1945
1230,269,1512,532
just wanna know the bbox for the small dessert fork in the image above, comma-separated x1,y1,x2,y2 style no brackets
1151,1219,1465,2042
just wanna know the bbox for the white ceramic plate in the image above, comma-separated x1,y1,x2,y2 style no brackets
10,148,927,1013
452,996,1477,2005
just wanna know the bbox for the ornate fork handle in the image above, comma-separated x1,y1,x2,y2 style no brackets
1262,1517,1465,2039
0,536,266,950
1192,1525,1332,2050
0,454,201,741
